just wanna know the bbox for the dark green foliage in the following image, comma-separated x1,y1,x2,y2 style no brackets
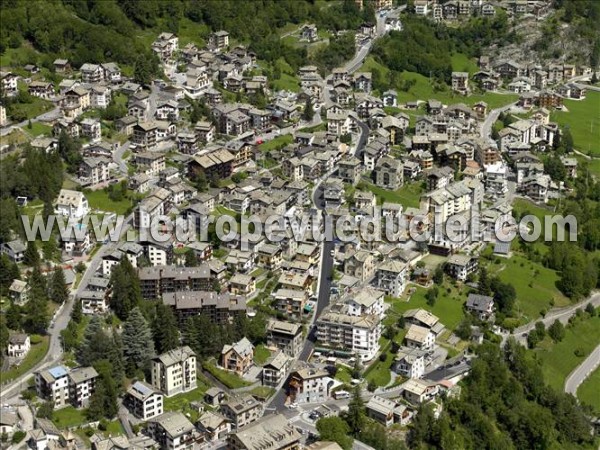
345,386,365,434
109,257,142,320
23,240,40,267
0,254,20,296
316,416,353,450
548,320,565,342
122,307,155,376
152,303,180,354
36,401,54,420
49,267,69,304
408,341,594,449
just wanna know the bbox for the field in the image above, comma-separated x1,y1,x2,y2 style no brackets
450,53,479,75
492,254,570,322
577,366,600,413
84,189,133,215
534,314,600,391
26,122,52,137
203,363,252,389
364,181,424,208
253,344,272,365
258,134,293,152
1,335,49,383
53,406,87,428
551,91,600,156
163,383,209,412
360,56,518,108
387,284,466,331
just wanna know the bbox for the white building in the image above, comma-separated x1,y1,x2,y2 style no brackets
54,189,89,219
393,346,427,379
7,334,30,358
374,260,408,297
346,287,385,319
404,324,435,351
151,346,197,397
287,368,333,404
125,381,164,420
68,366,99,408
147,412,197,450
485,161,508,196
35,366,70,408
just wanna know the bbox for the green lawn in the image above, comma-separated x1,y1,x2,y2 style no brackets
492,254,569,323
335,365,353,383
1,335,49,383
27,122,52,137
84,189,133,215
163,382,209,412
534,314,600,391
450,53,479,75
551,91,600,156
577,366,600,413
365,352,394,387
258,134,294,152
249,386,275,400
103,421,125,437
254,344,272,365
364,181,424,208
53,406,88,428
360,57,518,108
203,363,252,389
387,285,466,331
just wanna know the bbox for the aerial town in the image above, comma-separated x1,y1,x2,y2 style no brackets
0,0,599,449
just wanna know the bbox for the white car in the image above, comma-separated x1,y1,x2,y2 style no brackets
288,402,298,409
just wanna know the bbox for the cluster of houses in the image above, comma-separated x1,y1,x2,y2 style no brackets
412,0,551,20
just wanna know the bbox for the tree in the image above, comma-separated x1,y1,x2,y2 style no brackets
0,254,20,296
184,250,198,267
316,417,353,450
87,381,107,421
122,307,155,376
548,320,565,342
23,240,40,267
352,355,362,379
71,297,83,324
49,267,69,304
302,98,314,122
433,264,444,284
479,266,491,296
152,303,180,354
425,286,438,306
585,303,596,317
36,401,54,420
346,386,365,434
110,257,142,320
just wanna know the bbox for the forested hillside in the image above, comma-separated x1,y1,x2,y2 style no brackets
0,0,374,76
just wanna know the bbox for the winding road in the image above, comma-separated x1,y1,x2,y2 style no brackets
565,344,600,396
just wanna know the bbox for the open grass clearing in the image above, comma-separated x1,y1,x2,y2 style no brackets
1,335,49,383
492,253,569,323
363,181,424,209
551,91,600,156
254,344,272,365
203,363,253,389
577,366,600,414
534,314,600,391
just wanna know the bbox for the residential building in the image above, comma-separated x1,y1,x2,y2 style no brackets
79,157,110,186
374,156,403,190
262,351,292,387
151,346,197,397
209,30,230,51
7,334,30,358
197,411,231,443
221,338,254,375
221,395,263,429
266,320,303,357
152,32,179,62
404,324,435,351
147,412,197,450
132,122,158,148
343,250,376,283
451,72,469,93
466,293,495,321
365,396,411,428
272,289,308,320
68,367,99,408
375,260,408,297
125,381,164,421
287,368,332,403
54,189,89,219
445,254,478,281
228,414,301,450
393,346,427,379
162,291,247,326
1,239,26,263
402,379,438,405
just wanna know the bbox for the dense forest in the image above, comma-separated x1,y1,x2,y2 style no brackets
371,13,515,84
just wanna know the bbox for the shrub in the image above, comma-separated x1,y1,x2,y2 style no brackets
574,347,585,357
12,431,26,444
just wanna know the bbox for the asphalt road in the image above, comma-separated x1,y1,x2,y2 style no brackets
0,215,133,402
564,344,600,395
